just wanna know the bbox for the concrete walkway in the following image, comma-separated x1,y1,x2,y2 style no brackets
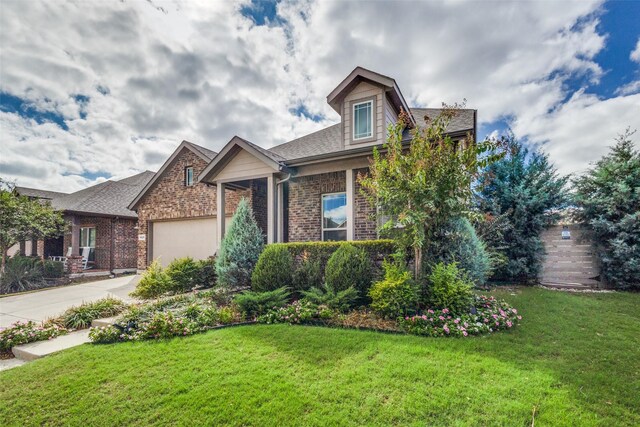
0,275,139,328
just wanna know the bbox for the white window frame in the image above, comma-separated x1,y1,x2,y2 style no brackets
321,192,348,241
185,166,194,186
352,100,373,141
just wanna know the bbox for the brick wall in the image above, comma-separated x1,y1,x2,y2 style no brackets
113,218,138,270
287,171,346,242
134,148,251,269
354,168,377,240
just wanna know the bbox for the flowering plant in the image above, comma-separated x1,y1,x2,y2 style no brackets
258,300,333,324
1,321,68,351
398,295,522,337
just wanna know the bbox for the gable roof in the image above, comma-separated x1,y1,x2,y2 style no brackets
198,135,288,183
15,187,67,200
128,140,218,210
326,66,414,125
267,108,475,162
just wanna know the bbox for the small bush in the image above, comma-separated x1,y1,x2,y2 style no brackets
292,256,323,293
425,262,474,315
258,300,334,325
1,321,67,351
325,244,372,298
194,257,216,288
165,257,199,294
301,284,358,313
89,325,122,344
60,297,127,330
251,245,294,292
234,287,290,318
369,259,418,318
130,260,172,299
216,198,264,290
42,260,65,278
0,256,44,294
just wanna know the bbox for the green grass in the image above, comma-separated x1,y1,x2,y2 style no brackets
1,288,638,426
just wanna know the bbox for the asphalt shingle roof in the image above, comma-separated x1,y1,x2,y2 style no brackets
184,141,217,160
47,171,155,218
268,108,475,162
15,187,68,200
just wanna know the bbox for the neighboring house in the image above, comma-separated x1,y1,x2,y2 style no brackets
130,67,476,269
14,171,154,273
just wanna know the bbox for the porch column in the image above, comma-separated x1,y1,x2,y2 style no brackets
346,169,355,241
70,216,80,256
30,238,38,256
217,183,226,247
277,180,285,243
267,174,276,244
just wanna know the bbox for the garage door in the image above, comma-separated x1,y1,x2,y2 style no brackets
152,218,218,267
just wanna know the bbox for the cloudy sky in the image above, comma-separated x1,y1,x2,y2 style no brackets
1,0,639,192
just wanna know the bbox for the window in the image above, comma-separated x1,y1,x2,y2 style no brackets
79,227,96,262
185,166,194,186
353,100,373,140
322,193,347,241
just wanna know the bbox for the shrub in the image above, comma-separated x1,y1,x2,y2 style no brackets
130,260,172,299
0,256,44,294
398,295,522,337
324,244,372,298
301,284,358,313
251,245,294,292
60,297,127,329
137,312,203,340
1,321,67,351
88,325,122,344
425,262,474,315
369,259,418,318
234,287,290,318
165,257,199,294
292,256,323,293
258,300,333,325
194,257,216,288
216,198,264,290
42,260,65,278
425,218,491,285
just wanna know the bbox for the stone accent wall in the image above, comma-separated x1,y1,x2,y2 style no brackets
354,168,377,240
287,171,346,242
134,148,251,269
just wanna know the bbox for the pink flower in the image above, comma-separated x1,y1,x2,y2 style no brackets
442,308,449,314
517,316,522,320
507,321,513,327
454,319,460,324
427,309,434,314
439,316,445,321
463,331,468,337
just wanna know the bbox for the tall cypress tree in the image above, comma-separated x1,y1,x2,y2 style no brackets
478,136,569,282
215,198,264,289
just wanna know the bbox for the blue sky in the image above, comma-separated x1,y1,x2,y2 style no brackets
0,0,638,191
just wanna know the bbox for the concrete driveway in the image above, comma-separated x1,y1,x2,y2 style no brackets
0,275,139,328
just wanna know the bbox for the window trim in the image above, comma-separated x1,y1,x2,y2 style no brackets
350,96,376,144
185,166,194,186
321,192,348,241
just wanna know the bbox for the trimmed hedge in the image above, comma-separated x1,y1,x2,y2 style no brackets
251,245,294,292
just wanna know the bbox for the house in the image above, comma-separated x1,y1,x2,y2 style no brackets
130,67,476,269
14,170,155,274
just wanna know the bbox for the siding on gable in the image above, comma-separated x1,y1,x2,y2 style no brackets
215,149,275,181
384,94,398,137
342,81,384,149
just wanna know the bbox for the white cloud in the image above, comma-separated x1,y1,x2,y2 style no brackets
631,38,640,63
1,0,637,192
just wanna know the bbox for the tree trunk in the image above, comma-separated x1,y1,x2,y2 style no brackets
414,246,422,279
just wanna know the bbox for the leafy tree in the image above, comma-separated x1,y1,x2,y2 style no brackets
573,129,639,290
0,178,66,273
359,106,504,277
477,135,569,282
215,198,264,289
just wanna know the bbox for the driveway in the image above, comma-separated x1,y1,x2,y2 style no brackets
0,275,139,328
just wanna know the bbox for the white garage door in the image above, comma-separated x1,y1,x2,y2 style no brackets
152,218,218,267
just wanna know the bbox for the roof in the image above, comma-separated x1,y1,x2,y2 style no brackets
15,187,67,200
267,108,475,162
50,171,155,218
128,140,219,210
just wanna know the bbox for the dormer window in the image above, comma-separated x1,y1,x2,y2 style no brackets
353,100,373,140
185,166,194,186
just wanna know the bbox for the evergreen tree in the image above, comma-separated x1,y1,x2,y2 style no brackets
215,198,264,289
573,129,639,290
478,136,569,282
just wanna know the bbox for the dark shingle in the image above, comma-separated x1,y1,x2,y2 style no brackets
15,187,68,200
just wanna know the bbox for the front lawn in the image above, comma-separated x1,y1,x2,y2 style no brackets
1,288,638,426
